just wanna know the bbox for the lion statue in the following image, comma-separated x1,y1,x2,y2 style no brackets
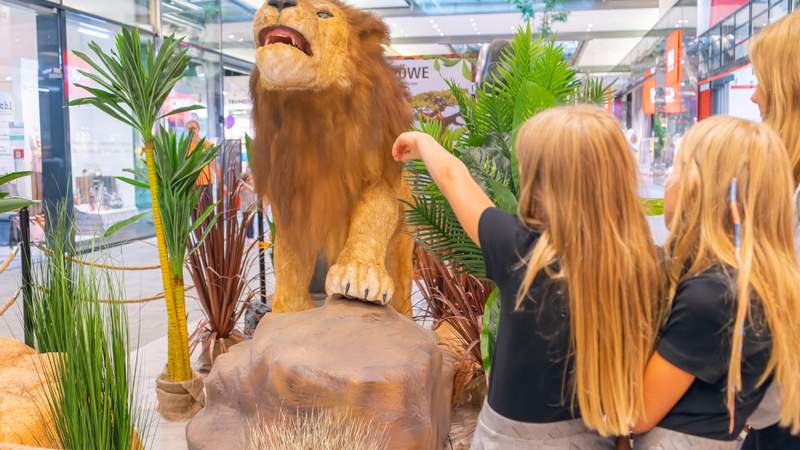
249,0,414,314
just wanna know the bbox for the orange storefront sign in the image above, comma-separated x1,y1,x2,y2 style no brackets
665,30,684,114
642,73,656,115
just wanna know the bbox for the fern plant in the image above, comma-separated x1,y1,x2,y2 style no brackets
407,23,610,372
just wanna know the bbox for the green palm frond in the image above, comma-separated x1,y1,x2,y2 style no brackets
407,22,610,281
68,27,203,141
412,117,463,153
571,77,613,104
404,195,486,278
153,128,218,277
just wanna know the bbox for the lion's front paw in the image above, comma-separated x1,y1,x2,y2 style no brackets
326,259,394,305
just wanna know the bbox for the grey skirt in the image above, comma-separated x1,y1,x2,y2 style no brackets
634,427,737,450
470,401,615,449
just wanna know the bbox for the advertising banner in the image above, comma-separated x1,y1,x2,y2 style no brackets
664,30,684,115
390,56,475,127
642,73,656,116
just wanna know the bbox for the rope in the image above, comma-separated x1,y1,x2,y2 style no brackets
0,288,20,316
0,244,20,274
33,243,161,271
98,284,195,305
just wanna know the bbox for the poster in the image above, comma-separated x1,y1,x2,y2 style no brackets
390,56,475,127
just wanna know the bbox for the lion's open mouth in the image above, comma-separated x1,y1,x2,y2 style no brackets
259,25,312,56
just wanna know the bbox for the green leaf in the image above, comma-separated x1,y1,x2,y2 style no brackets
115,176,149,190
245,133,254,164
433,59,441,72
442,58,460,68
157,104,205,120
189,202,217,234
513,80,556,129
461,60,472,81
0,197,33,214
481,288,500,372
487,179,518,212
0,171,31,186
103,210,151,238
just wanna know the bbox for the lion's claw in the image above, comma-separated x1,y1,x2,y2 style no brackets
326,260,394,305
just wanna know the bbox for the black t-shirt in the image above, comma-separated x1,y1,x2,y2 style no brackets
479,207,576,423
656,267,773,440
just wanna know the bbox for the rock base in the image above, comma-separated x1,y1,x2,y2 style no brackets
187,296,454,450
0,338,57,448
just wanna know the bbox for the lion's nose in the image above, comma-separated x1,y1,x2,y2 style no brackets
268,0,297,11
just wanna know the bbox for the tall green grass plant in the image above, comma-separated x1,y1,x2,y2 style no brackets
29,206,154,449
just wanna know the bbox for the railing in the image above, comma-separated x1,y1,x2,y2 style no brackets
697,0,797,80
2,207,272,346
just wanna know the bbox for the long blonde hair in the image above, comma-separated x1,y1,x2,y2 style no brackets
514,105,663,436
750,11,800,184
665,116,800,433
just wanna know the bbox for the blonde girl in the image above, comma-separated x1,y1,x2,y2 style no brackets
393,105,662,448
744,12,800,449
632,117,800,449
750,11,800,184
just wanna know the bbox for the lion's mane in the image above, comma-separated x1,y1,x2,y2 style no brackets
249,3,411,262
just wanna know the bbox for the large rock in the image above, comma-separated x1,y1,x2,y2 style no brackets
187,296,454,450
0,338,57,448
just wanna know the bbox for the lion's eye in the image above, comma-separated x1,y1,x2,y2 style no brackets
317,10,333,18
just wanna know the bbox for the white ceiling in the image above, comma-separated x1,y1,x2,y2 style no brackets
231,2,665,71
384,8,660,69
576,37,642,68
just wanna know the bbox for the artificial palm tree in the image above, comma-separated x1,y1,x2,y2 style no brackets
154,128,218,370
407,24,610,371
69,28,202,383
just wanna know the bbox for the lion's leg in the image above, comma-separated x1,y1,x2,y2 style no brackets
326,181,400,305
385,228,414,316
272,228,316,313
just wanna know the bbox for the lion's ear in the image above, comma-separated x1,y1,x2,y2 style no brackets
350,10,389,47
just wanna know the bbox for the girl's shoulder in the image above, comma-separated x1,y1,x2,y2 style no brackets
672,266,735,321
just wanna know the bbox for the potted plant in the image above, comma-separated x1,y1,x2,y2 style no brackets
68,27,206,418
28,205,154,449
188,149,256,371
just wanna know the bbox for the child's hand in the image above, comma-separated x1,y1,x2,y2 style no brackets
392,131,436,162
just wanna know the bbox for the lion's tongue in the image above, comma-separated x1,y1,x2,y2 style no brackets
262,28,310,55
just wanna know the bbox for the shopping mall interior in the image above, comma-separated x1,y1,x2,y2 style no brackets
0,0,798,449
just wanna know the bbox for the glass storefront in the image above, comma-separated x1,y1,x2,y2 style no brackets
63,0,150,30
65,13,153,243
0,1,47,241
160,0,221,50
165,47,224,145
0,0,257,246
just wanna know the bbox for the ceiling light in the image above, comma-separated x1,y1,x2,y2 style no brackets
4,76,11,81
439,32,444,36
228,34,235,39
77,27,110,40
171,0,202,11
428,18,435,23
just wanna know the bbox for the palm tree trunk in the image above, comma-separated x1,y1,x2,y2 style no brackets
171,275,193,381
143,141,190,382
